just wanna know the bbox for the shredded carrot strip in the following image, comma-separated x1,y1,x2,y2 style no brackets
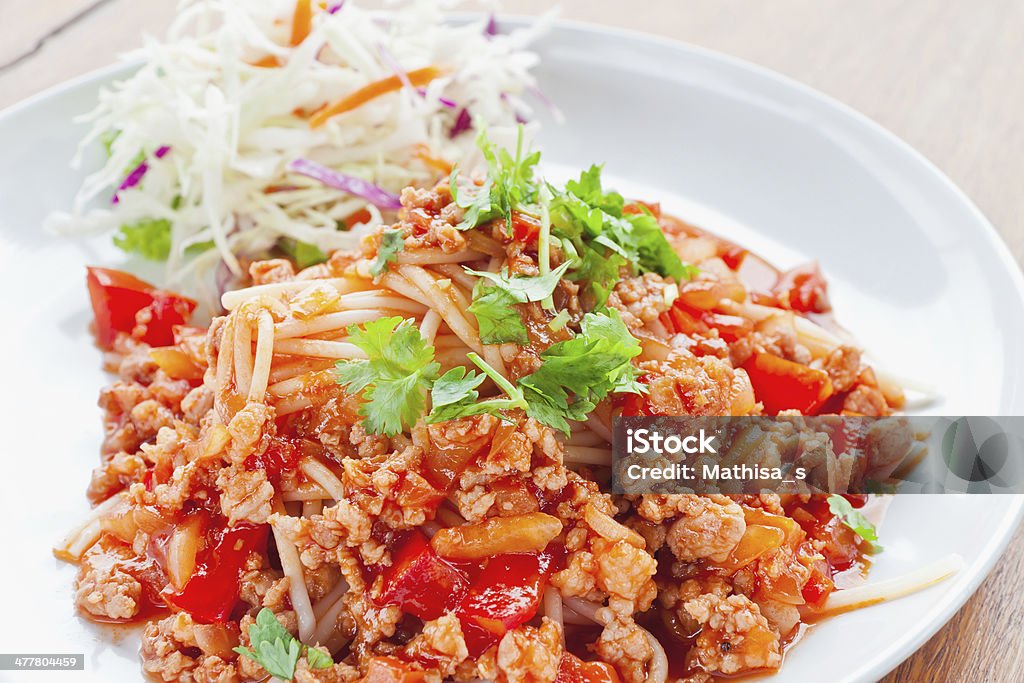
309,66,444,128
415,144,453,175
251,55,281,68
290,0,313,46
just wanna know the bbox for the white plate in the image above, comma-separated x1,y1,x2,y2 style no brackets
0,18,1022,683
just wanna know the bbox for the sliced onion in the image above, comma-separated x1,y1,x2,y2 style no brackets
287,158,401,209
485,13,499,36
327,1,345,14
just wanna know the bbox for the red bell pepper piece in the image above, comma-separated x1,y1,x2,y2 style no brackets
377,531,470,621
86,267,196,349
742,352,832,415
456,548,562,657
510,210,541,243
244,436,302,486
772,262,831,313
163,523,268,623
555,654,622,683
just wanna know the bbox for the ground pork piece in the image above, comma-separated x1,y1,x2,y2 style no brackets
638,351,754,416
218,465,274,524
684,594,782,675
140,613,241,683
182,385,215,424
607,273,672,331
862,417,915,476
140,460,219,513
843,383,889,416
74,538,143,621
250,258,296,285
403,614,468,678
550,550,598,598
637,495,746,563
733,493,785,515
659,576,733,635
822,345,861,393
385,186,466,254
117,343,160,383
293,653,360,683
592,538,657,609
87,450,147,503
238,560,288,610
226,402,276,464
130,399,177,439
487,618,562,683
338,445,443,531
593,615,653,683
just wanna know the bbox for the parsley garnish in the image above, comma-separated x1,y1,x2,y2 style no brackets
427,353,528,423
827,494,883,553
113,218,172,261
517,309,644,433
370,228,405,277
234,608,332,681
450,126,540,231
335,317,440,436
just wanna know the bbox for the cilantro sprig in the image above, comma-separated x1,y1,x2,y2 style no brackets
518,309,644,433
827,494,883,553
550,165,697,303
427,353,528,423
370,228,405,277
335,317,440,436
450,126,540,231
234,608,332,681
465,261,572,345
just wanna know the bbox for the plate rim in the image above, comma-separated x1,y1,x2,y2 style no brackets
2,16,1022,682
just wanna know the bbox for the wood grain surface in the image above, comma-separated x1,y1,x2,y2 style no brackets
1,1,1021,680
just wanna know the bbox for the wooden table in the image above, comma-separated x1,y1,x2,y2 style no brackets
2,1,1021,680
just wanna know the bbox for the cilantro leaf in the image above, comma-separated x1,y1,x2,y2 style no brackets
113,218,172,261
426,353,527,424
550,166,696,285
370,228,405,277
234,608,333,680
305,647,333,670
280,238,328,269
233,609,302,680
450,126,540,231
467,282,528,345
464,262,571,345
516,310,643,433
465,261,572,304
827,494,883,552
570,243,626,307
335,317,440,435
518,380,595,435
431,366,487,409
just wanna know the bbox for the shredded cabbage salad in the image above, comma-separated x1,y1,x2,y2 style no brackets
47,0,549,297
